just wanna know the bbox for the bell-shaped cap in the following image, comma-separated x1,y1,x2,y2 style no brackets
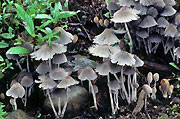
89,45,120,58
147,72,153,84
160,79,170,98
38,75,57,90
78,67,97,81
161,6,176,17
52,54,67,64
157,17,169,28
57,76,79,89
164,24,178,37
140,0,154,6
134,4,147,15
143,84,152,95
53,27,73,45
139,15,158,28
147,7,158,18
153,73,159,82
123,67,135,75
153,0,166,8
132,55,144,67
118,0,136,7
108,80,120,91
148,34,163,43
21,76,33,87
107,2,119,11
6,82,25,98
49,67,68,80
111,51,136,66
164,0,176,6
136,30,149,39
36,61,50,74
175,14,180,26
31,43,67,60
111,7,140,23
6,54,19,60
93,29,120,45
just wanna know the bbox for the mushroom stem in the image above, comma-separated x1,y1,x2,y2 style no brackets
47,89,58,118
24,87,27,107
26,55,30,72
144,95,151,119
61,88,69,118
14,98,17,110
124,22,133,53
16,59,22,71
89,80,98,110
58,97,61,116
127,75,131,104
154,81,157,88
49,58,52,70
120,67,128,101
143,38,149,54
107,74,115,115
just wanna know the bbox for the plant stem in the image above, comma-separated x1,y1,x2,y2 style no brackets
16,59,22,71
124,22,133,53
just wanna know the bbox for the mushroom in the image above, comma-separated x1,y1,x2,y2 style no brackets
52,54,67,68
140,0,155,6
159,78,170,98
57,76,79,117
175,14,180,26
153,73,159,87
99,19,104,27
160,5,176,17
94,16,99,27
107,1,119,16
49,67,68,80
147,72,153,85
36,61,50,75
147,7,158,18
78,67,98,110
111,7,140,53
153,0,166,8
151,87,157,99
104,19,109,27
6,82,25,110
168,85,174,98
6,54,22,71
163,0,176,6
118,0,136,7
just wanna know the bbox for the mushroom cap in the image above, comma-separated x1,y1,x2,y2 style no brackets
139,15,158,28
132,55,144,67
36,61,50,74
134,4,147,15
140,0,154,6
136,30,149,39
49,67,69,80
78,67,97,81
31,43,67,60
123,67,135,75
175,14,180,26
168,85,174,95
160,79,170,98
111,51,136,66
53,27,73,45
161,6,176,17
6,82,25,98
95,61,121,76
111,7,140,23
174,47,180,58
57,76,79,89
143,84,152,95
107,2,119,11
21,76,33,87
148,34,163,43
89,45,120,58
21,42,33,53
153,73,159,82
118,0,136,7
147,7,158,18
52,54,67,64
39,76,57,90
93,29,120,45
108,80,120,91
153,0,166,8
164,24,178,37
157,17,169,28
152,87,157,93
147,72,153,84
164,0,176,6
6,54,19,60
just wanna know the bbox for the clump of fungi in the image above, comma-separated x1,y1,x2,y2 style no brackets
159,79,174,98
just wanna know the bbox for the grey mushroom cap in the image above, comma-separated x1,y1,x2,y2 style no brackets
134,3,147,15
148,34,163,43
147,7,158,18
21,76,33,87
175,14,180,26
111,51,136,66
140,0,154,6
53,27,73,45
123,67,135,75
36,62,50,75
111,7,140,23
6,82,25,98
39,76,57,90
21,42,33,53
174,47,180,58
157,17,169,28
118,0,136,7
139,15,158,28
136,30,149,39
89,45,120,58
164,24,178,37
153,0,166,8
108,80,120,91
133,55,144,67
6,54,19,60
93,29,120,45
52,54,67,64
78,67,97,81
31,43,67,60
49,67,69,80
107,2,119,11
161,6,176,17
164,0,176,6
57,76,79,89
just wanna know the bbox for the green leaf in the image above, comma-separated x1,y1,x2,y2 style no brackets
57,10,80,19
104,12,110,18
0,56,4,62
0,27,15,39
0,41,9,48
35,14,52,19
177,84,180,88
6,46,30,55
0,73,4,79
169,62,180,70
15,4,35,37
64,0,69,10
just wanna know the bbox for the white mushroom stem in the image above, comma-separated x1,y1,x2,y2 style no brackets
88,80,98,110
143,38,149,54
58,97,61,116
107,74,115,115
47,89,58,118
49,58,52,70
133,72,137,102
154,81,157,88
26,55,30,72
14,98,17,110
24,87,27,107
124,22,133,53
114,91,119,110
28,84,34,97
16,59,22,71
127,75,131,104
61,88,69,118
